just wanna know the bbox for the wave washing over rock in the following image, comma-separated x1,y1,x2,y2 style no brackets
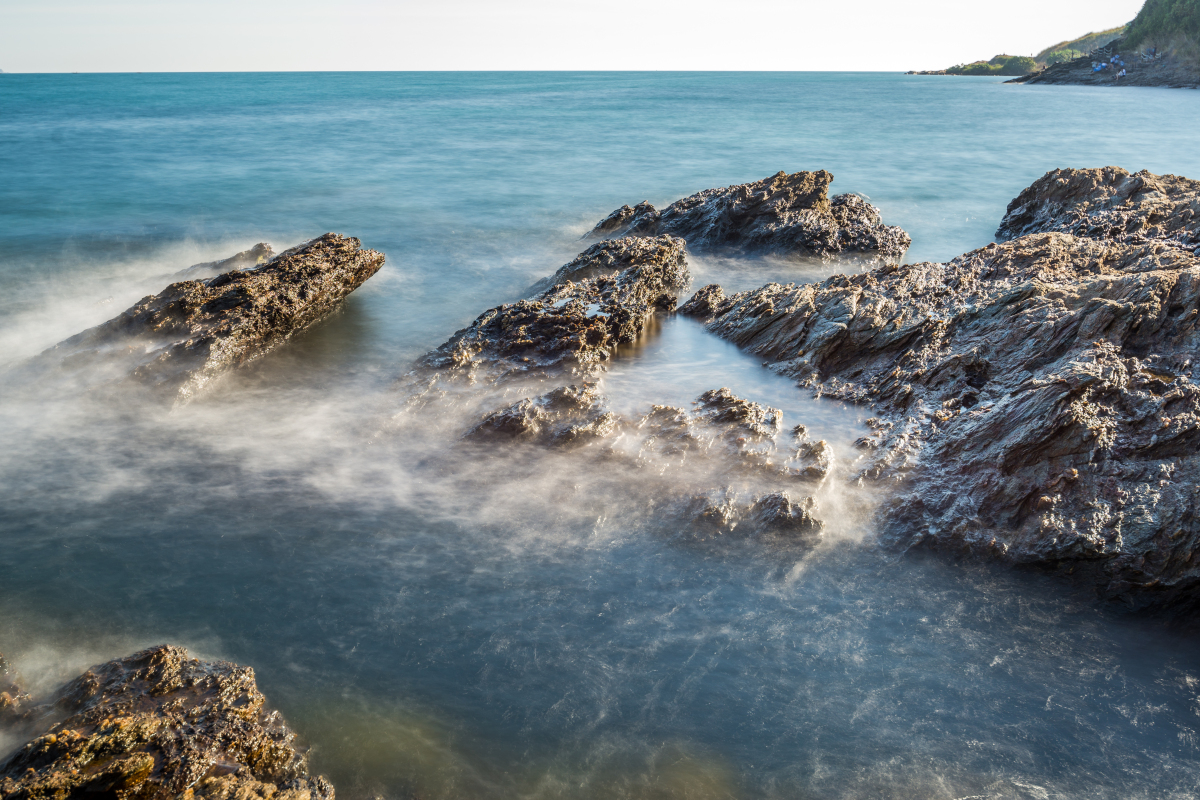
682,167,1200,609
0,646,332,800
27,234,383,405
586,170,911,266
402,229,838,541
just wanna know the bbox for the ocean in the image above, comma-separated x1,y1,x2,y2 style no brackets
3,71,1200,799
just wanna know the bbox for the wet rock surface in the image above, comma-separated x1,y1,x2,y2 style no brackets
39,234,384,404
586,171,911,265
416,235,689,383
0,645,332,800
997,167,1200,253
691,195,1200,605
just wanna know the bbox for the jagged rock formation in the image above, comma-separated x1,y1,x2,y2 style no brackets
997,167,1200,253
39,234,384,404
416,235,689,383
586,171,910,266
0,645,333,800
175,243,275,280
686,195,1200,606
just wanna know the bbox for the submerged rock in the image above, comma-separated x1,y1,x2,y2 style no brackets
40,234,384,404
695,204,1200,606
586,171,910,265
997,167,1200,252
418,235,689,382
0,645,333,800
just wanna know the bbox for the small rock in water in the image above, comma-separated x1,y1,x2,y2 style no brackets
465,383,617,447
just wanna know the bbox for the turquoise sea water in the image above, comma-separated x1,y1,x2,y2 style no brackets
3,72,1200,799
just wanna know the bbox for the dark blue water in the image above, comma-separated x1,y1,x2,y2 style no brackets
3,72,1200,799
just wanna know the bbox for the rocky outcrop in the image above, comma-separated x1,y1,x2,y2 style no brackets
1013,38,1200,89
417,235,689,383
0,645,332,800
174,243,275,280
40,234,384,404
689,214,1200,606
997,167,1200,253
586,171,910,266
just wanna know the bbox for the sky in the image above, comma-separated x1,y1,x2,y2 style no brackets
1,0,1146,72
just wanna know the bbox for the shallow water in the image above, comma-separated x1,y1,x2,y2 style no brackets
4,72,1200,799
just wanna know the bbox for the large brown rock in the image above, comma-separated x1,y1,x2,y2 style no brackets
587,171,911,266
40,234,384,404
690,222,1200,607
0,645,332,800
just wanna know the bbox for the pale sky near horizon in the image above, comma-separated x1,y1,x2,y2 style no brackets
1,0,1146,73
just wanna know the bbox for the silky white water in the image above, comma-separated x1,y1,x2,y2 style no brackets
3,72,1200,799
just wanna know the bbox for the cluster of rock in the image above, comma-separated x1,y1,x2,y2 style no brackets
33,234,384,405
587,171,910,266
0,646,333,800
681,166,1200,608
407,226,835,543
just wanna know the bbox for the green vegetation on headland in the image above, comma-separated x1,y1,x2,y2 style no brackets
1125,0,1200,54
913,0,1199,77
938,55,1038,76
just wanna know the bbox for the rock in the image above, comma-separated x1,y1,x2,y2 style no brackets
417,235,689,382
586,171,910,265
0,645,333,800
693,387,782,440
39,234,384,404
747,491,823,537
465,383,617,447
678,284,731,320
0,653,30,726
697,212,1200,607
526,236,685,296
672,489,823,541
174,243,275,280
997,167,1200,250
